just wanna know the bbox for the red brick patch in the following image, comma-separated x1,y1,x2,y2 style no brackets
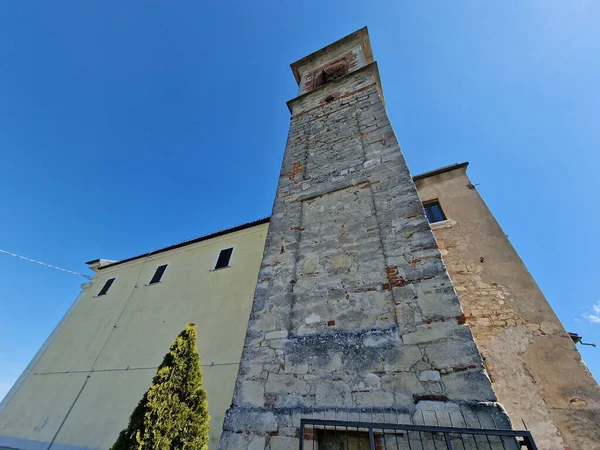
383,266,406,289
264,392,276,407
303,429,316,440
281,161,306,184
410,258,422,268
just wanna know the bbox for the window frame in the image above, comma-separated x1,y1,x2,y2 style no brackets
147,264,169,285
213,247,234,271
96,277,116,297
423,200,447,224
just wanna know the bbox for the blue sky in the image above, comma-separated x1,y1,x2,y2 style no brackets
0,1,598,400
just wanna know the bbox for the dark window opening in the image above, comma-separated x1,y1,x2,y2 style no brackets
313,60,348,89
424,201,447,223
97,278,115,296
149,264,168,285
316,429,375,448
313,70,327,89
215,248,233,270
324,61,348,82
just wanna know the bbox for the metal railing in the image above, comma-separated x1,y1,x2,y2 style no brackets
299,419,537,450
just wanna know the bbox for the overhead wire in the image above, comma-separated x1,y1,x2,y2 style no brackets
0,248,91,279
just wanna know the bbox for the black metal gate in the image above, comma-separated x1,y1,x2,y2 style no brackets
299,419,537,450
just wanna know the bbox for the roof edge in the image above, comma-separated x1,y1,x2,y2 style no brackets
96,217,270,271
290,27,372,85
412,162,469,181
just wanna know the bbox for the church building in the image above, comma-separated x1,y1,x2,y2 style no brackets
0,28,598,450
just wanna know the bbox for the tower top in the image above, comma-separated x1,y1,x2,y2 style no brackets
290,27,374,96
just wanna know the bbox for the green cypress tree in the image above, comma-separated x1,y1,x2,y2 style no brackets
112,323,210,450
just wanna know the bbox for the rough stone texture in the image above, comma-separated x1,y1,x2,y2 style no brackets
219,432,265,450
315,381,352,406
238,380,265,407
419,370,441,382
220,30,509,449
416,165,600,450
442,369,497,402
269,436,299,450
425,339,483,370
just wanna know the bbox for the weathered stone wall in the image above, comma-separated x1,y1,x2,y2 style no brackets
293,28,372,97
296,44,366,97
220,42,510,448
415,167,600,450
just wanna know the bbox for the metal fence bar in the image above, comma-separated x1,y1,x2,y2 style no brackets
522,432,538,450
302,419,536,438
418,429,425,450
444,432,454,450
345,422,349,450
299,418,537,450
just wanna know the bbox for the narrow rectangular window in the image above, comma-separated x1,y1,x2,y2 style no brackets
97,278,115,296
215,248,233,270
423,201,447,223
149,264,168,285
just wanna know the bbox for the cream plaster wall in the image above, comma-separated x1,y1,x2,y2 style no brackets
0,222,269,450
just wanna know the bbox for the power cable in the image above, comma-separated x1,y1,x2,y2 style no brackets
0,248,91,279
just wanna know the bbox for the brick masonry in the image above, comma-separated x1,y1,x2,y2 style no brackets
219,30,511,449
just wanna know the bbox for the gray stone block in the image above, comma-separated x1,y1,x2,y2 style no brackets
419,370,441,382
426,340,482,370
381,344,422,371
237,380,265,407
266,373,310,395
443,369,497,402
219,433,267,450
417,292,463,319
223,409,277,433
275,394,303,408
270,436,298,450
315,381,352,407
402,321,466,345
380,372,422,392
266,330,289,340
354,390,394,407
248,436,266,450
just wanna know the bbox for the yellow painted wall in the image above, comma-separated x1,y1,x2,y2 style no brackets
0,222,269,450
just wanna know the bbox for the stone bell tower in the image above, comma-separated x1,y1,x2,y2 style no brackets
219,28,511,449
